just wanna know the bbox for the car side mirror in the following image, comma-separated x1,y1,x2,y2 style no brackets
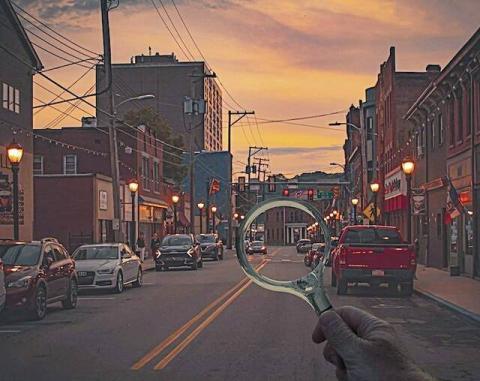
43,256,54,268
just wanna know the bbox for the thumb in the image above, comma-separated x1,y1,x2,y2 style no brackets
313,310,360,358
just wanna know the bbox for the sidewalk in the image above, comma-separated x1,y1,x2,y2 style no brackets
415,265,480,323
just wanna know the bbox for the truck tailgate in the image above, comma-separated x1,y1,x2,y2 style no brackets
346,246,412,269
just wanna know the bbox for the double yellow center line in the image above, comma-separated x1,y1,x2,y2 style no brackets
131,249,278,371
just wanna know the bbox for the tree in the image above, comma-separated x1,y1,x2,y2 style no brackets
123,107,187,185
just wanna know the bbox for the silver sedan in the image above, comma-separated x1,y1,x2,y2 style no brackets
72,243,143,293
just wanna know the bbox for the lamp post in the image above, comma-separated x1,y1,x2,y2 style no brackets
7,139,23,240
401,157,415,243
370,180,380,225
128,179,138,249
211,205,217,234
351,197,359,225
172,195,180,234
197,202,205,234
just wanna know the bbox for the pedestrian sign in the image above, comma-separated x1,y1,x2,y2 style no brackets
363,203,380,222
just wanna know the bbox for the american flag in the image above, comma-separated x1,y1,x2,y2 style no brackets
445,177,465,223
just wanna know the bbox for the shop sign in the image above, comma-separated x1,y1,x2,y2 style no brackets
412,188,425,215
99,190,108,211
384,169,406,200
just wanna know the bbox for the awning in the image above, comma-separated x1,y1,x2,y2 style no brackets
138,195,168,209
384,195,407,213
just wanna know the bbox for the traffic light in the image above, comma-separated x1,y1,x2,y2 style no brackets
282,188,289,197
307,189,314,201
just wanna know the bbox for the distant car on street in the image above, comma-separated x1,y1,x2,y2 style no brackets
196,234,224,261
323,237,339,267
72,243,142,293
304,243,323,267
247,241,267,255
296,239,312,253
155,234,202,271
0,238,78,320
331,226,416,295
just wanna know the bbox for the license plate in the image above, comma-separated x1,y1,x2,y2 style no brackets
78,271,88,277
372,270,384,276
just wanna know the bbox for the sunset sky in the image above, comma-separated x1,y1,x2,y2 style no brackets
20,0,479,177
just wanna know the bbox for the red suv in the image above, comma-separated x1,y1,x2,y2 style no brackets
0,238,78,320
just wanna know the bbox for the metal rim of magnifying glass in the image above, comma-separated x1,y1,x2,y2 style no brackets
235,197,333,315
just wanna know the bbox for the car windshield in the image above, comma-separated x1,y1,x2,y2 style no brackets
0,244,41,266
196,235,216,243
73,246,118,260
162,236,192,246
251,241,263,247
343,228,402,245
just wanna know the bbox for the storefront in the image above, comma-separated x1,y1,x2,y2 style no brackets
447,154,474,276
383,168,408,238
138,195,168,256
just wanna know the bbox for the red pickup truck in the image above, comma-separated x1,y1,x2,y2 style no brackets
331,225,416,296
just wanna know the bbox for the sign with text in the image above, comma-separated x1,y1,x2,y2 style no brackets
384,169,406,200
412,188,425,215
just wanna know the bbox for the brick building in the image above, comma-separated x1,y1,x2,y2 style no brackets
96,53,222,152
33,124,177,250
375,47,438,239
405,28,480,275
0,0,42,241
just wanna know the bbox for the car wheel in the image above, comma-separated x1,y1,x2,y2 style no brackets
133,268,143,288
331,271,337,287
114,272,124,293
400,281,413,296
388,282,398,293
29,285,47,320
62,278,78,309
337,278,347,295
304,258,310,267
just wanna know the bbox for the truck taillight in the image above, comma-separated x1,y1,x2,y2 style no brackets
410,258,416,265
0,260,3,272
339,247,346,265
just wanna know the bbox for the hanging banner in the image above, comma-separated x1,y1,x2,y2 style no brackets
412,188,426,215
0,173,24,225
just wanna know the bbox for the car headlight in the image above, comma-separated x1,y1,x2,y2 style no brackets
7,276,33,289
97,268,115,274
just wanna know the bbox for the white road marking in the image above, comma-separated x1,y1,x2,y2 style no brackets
0,330,21,333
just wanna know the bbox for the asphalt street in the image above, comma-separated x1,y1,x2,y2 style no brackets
1,246,479,381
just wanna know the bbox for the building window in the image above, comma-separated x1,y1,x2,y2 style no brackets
456,89,463,142
33,155,43,175
2,83,20,113
153,161,160,192
142,156,150,190
466,84,472,136
449,100,455,145
438,114,444,146
63,154,77,174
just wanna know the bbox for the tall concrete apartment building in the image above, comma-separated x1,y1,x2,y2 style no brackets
96,52,222,151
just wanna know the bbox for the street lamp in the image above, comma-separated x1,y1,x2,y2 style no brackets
7,139,23,240
370,180,380,225
172,195,180,234
240,215,245,220
197,202,205,234
211,205,217,233
234,212,239,219
351,197,359,225
128,179,139,249
402,157,415,243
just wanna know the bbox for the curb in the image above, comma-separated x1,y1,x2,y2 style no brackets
414,288,480,324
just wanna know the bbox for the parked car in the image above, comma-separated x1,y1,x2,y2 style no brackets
155,234,202,271
0,238,78,320
296,239,312,253
247,241,267,255
72,243,142,293
196,234,224,261
0,256,5,313
304,243,323,267
331,226,416,295
323,237,339,267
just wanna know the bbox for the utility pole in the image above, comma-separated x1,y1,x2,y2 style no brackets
246,146,267,241
227,110,254,249
253,157,269,201
101,0,122,242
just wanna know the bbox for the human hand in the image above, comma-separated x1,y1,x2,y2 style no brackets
312,306,435,381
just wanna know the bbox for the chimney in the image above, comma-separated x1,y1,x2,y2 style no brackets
426,64,441,73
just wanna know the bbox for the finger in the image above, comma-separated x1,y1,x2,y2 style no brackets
323,342,346,370
313,309,359,358
335,306,389,338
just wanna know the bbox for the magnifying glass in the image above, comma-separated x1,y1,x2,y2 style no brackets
235,197,333,315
